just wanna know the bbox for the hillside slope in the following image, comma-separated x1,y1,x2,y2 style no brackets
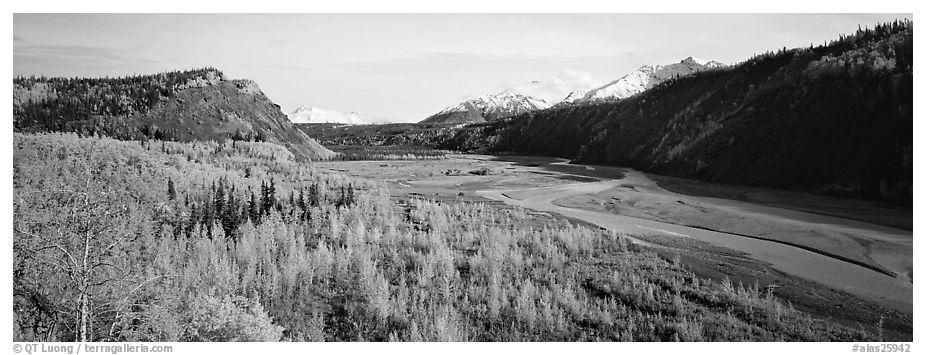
13,68,336,161
443,22,912,205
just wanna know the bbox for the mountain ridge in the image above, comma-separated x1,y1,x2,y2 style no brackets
287,105,388,125
567,56,725,104
13,68,336,161
440,21,913,206
420,91,550,124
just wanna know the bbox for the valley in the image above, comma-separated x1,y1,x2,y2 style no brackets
316,154,913,336
19,134,896,342
12,17,913,343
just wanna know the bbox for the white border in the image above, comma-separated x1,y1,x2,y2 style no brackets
6,0,920,14
4,2,921,354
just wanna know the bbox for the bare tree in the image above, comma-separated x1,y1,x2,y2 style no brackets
15,141,141,341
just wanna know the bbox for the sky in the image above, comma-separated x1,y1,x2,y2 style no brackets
13,13,909,122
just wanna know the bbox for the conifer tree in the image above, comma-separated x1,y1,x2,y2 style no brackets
297,188,306,219
248,191,261,225
167,178,176,200
214,179,226,219
336,186,345,208
222,184,239,238
347,183,356,206
308,183,320,207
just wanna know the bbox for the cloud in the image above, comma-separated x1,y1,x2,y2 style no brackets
16,44,127,61
496,69,603,103
14,44,162,77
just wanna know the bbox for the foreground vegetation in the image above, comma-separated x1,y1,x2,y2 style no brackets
14,133,877,341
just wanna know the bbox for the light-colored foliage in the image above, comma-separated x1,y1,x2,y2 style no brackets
14,133,873,342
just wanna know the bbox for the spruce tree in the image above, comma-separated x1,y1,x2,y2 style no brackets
222,185,238,238
308,183,320,207
167,178,176,200
249,191,261,225
336,186,346,209
261,179,277,216
297,188,307,220
214,179,226,219
347,183,355,206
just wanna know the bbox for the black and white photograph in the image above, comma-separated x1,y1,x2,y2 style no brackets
6,3,918,353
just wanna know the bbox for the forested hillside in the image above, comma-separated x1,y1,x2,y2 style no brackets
13,68,335,161
443,21,912,205
13,133,879,342
296,122,457,147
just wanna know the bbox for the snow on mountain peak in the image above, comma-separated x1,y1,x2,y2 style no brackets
422,91,551,124
287,106,385,125
573,57,725,104
438,91,550,115
561,89,588,103
702,60,725,69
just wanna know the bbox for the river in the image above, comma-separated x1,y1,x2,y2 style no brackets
476,163,913,314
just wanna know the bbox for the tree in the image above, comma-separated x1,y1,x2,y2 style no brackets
221,184,239,238
248,191,261,225
182,294,283,341
288,191,295,211
336,186,346,209
346,184,356,206
297,188,306,220
261,179,276,216
308,183,320,207
167,178,176,201
14,144,148,341
213,179,226,220
202,195,215,237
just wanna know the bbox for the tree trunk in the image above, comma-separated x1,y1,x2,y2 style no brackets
79,292,89,342
79,227,92,342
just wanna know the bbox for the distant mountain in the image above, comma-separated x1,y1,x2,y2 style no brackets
442,21,912,206
570,57,724,104
420,91,550,124
287,106,386,125
560,89,588,104
13,68,336,161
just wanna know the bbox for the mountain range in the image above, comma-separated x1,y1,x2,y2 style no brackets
420,57,724,124
419,91,550,124
440,21,912,206
287,106,388,125
564,57,724,104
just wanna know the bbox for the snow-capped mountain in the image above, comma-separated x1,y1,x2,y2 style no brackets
561,89,588,104
420,91,551,124
287,106,385,125
572,57,724,104
419,57,723,123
